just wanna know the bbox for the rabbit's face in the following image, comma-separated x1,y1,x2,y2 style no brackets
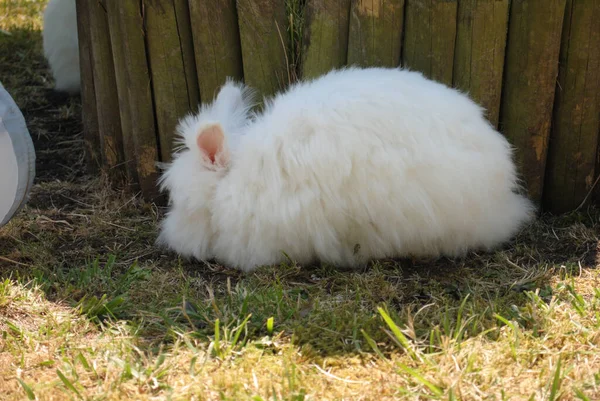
160,78,257,195
156,80,256,259
156,117,229,260
171,79,256,171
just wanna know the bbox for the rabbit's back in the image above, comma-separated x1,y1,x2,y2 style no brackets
43,0,80,94
211,68,533,271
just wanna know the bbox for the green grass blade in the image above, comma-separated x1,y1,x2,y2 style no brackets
377,307,417,360
360,329,387,361
453,294,470,340
104,296,126,312
6,321,23,337
397,363,443,397
56,369,82,399
549,357,562,401
494,314,519,360
76,353,91,371
231,313,252,348
574,387,591,401
267,316,274,335
213,318,221,358
494,313,512,327
448,387,456,401
189,356,198,376
16,378,35,400
154,353,166,370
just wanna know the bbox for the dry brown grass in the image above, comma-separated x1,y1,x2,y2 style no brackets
2,1,600,400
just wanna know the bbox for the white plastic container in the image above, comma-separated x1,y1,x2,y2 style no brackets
0,82,36,227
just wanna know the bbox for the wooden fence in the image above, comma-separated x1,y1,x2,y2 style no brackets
76,0,600,213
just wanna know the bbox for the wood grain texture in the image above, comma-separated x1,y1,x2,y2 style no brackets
107,1,162,201
88,0,126,182
237,0,289,98
106,1,138,188
75,0,101,173
347,0,404,67
403,0,458,85
453,0,509,128
144,0,200,162
544,0,600,213
302,0,352,79
500,0,567,204
189,0,243,102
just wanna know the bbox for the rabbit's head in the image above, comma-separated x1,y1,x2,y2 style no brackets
175,79,256,170
156,80,256,260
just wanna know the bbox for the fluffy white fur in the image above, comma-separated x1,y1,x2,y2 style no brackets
42,0,80,94
158,67,535,272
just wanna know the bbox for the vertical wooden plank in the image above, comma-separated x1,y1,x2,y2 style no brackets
107,1,162,201
302,0,351,79
500,0,567,204
596,130,600,205
75,0,101,173
453,0,510,128
544,0,600,213
347,0,405,68
106,2,138,189
144,0,200,162
237,0,289,98
403,0,457,86
189,0,243,102
88,0,126,182
174,0,200,105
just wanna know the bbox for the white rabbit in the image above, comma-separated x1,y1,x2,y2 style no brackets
42,0,80,94
158,67,535,272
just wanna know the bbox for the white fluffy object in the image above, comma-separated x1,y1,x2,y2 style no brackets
42,0,80,94
158,67,535,272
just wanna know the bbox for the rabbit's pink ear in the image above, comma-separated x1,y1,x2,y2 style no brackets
196,124,225,164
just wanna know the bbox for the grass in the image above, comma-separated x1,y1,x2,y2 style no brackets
2,1,600,399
